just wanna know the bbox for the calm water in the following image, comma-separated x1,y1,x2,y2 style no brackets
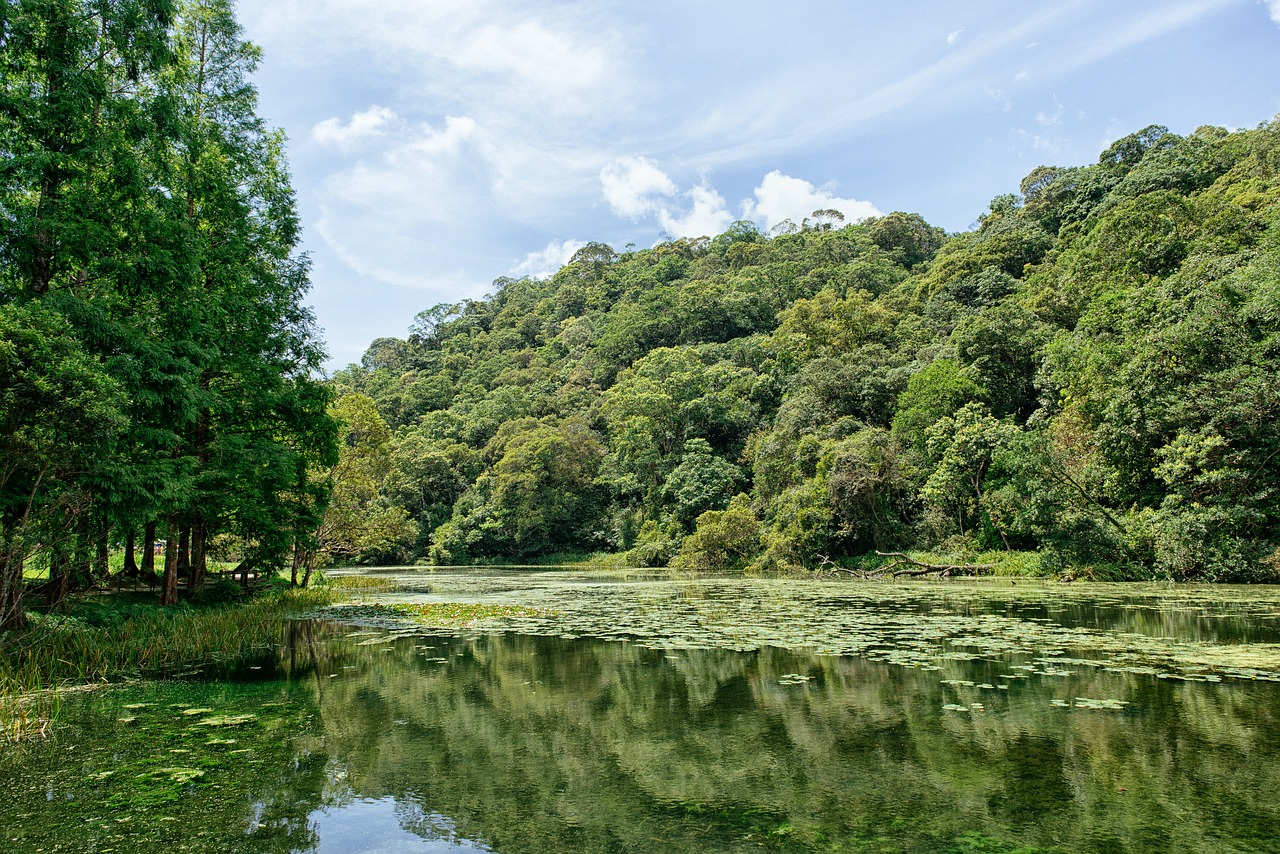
5,570,1280,853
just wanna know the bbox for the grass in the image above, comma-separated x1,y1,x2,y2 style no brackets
323,575,403,592
0,586,335,743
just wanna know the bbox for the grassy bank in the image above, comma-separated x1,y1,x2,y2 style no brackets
0,587,335,742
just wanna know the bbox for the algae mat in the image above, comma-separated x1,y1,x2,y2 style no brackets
323,569,1280,684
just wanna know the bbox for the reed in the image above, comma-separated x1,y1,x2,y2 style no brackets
0,588,334,742
323,575,402,591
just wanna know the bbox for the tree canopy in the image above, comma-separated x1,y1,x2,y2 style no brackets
0,0,336,623
337,119,1280,581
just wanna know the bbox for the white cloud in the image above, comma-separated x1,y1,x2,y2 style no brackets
743,171,880,231
600,157,677,218
398,115,479,159
947,29,964,45
985,87,1013,112
311,115,497,292
1037,94,1064,127
243,0,626,116
1264,0,1280,25
598,159,735,240
312,105,400,148
658,184,734,239
454,21,609,96
1017,129,1062,156
509,239,585,279
602,166,881,240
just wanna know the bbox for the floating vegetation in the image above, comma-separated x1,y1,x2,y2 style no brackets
310,571,1280,687
1074,697,1130,710
195,713,257,727
144,767,205,784
778,674,812,685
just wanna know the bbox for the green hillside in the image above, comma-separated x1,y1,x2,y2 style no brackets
333,121,1280,581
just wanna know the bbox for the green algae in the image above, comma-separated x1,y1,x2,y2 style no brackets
8,572,1280,852
4,617,1280,852
314,570,1280,685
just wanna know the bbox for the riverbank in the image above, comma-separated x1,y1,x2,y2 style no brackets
411,547,1249,583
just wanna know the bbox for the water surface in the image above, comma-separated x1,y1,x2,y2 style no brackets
5,570,1280,853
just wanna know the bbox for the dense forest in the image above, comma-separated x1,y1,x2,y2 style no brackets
333,121,1280,581
3,4,1279,599
0,0,337,627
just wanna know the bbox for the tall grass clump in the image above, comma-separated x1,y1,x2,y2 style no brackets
0,587,334,742
322,575,403,592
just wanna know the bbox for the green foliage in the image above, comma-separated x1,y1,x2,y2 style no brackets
891,359,985,452
311,392,416,565
431,418,606,560
334,119,1280,580
0,0,338,614
670,495,762,572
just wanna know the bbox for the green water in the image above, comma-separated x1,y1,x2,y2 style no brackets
5,571,1280,852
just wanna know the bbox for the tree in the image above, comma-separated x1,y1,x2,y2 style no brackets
670,495,761,572
302,392,415,575
0,304,124,627
431,418,605,560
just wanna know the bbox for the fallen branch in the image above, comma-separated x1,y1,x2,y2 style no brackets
872,551,996,578
816,552,997,579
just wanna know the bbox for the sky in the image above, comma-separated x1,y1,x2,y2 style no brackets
234,0,1280,370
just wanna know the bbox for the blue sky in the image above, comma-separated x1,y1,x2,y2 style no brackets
236,0,1280,369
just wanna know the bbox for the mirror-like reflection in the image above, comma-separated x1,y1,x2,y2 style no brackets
4,607,1280,853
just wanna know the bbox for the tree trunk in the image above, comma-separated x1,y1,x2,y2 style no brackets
291,541,303,587
177,526,190,586
142,520,157,576
190,519,207,590
0,489,41,628
160,517,180,605
123,529,139,576
71,514,92,592
0,529,28,631
47,543,70,610
300,548,321,589
94,521,109,581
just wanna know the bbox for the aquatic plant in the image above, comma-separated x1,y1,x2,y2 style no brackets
0,588,334,741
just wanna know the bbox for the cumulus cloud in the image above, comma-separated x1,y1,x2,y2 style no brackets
600,158,733,239
743,172,880,231
509,239,586,279
600,156,677,218
658,184,734,239
399,115,479,159
312,105,399,147
600,163,881,240
1264,0,1280,25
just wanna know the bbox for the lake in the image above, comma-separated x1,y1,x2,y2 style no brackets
4,569,1280,852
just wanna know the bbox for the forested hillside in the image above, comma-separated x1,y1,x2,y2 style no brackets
335,121,1280,581
0,0,336,626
